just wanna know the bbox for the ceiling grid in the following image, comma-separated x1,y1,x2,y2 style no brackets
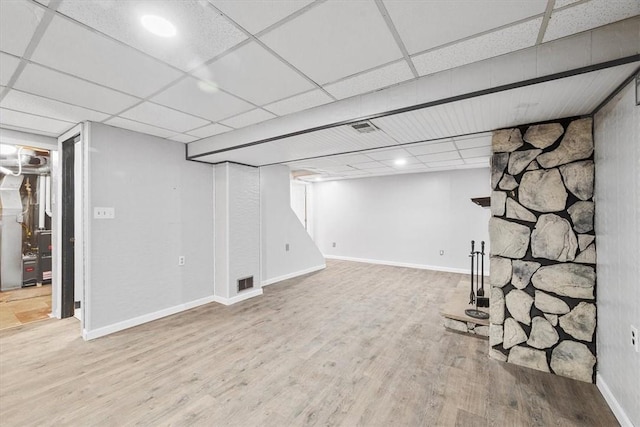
0,0,638,178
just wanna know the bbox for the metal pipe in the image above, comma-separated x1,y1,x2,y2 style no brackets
469,240,475,304
38,175,45,228
45,175,52,218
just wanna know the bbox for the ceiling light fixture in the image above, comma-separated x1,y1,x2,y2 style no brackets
141,15,177,38
394,158,407,166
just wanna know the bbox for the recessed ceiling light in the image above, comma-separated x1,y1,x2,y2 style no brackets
141,15,177,38
314,176,323,182
394,158,407,166
0,144,17,155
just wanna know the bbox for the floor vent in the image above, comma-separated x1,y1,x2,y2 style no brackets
238,276,254,292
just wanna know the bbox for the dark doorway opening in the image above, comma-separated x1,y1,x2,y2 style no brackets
60,135,78,318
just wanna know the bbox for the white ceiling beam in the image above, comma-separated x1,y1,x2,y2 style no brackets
187,17,640,159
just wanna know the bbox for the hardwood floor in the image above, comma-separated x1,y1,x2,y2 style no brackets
0,260,618,426
0,285,51,330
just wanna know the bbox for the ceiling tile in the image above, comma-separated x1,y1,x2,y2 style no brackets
386,161,428,170
152,76,253,122
416,151,461,163
187,123,233,138
0,89,110,123
405,140,456,156
0,0,44,57
209,0,314,34
0,108,74,136
351,161,386,170
104,117,177,139
168,133,199,143
361,166,395,174
260,0,403,84
384,0,546,55
543,0,640,42
459,146,492,158
554,0,582,8
324,61,414,100
13,63,139,114
121,102,209,133
35,0,50,6
425,159,465,168
453,133,492,150
0,53,21,86
365,147,412,161
263,89,333,116
57,0,247,71
379,156,422,167
220,109,276,129
193,41,314,105
464,156,490,165
412,18,542,76
332,153,373,165
31,16,182,98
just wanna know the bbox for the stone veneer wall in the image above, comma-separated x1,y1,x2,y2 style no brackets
488,117,597,383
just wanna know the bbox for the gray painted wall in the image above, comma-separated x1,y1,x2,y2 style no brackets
87,122,214,331
214,163,261,300
594,80,640,426
312,168,491,272
260,165,325,284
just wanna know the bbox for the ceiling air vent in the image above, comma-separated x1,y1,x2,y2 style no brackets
350,120,378,134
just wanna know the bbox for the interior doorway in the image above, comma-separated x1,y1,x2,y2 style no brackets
0,143,53,330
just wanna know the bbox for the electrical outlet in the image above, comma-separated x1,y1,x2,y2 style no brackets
439,250,445,256
178,256,185,266
632,325,639,352
94,207,115,219
332,242,336,248
285,243,289,251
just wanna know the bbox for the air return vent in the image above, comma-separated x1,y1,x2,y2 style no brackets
350,120,378,133
238,276,254,292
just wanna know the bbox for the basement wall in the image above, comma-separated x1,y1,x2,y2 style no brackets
85,122,214,338
312,168,491,273
593,79,640,427
260,165,325,285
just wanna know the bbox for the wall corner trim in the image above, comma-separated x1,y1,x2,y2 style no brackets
212,288,263,306
596,373,634,427
262,264,326,287
323,255,471,275
82,295,217,340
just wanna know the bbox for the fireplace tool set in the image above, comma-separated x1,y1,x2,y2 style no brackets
466,240,490,319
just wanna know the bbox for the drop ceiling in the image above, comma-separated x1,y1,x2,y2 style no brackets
0,0,638,179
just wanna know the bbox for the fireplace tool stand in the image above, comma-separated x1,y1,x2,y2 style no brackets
465,240,489,320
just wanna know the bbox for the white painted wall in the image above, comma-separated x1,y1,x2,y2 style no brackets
260,165,325,285
312,168,491,273
227,163,261,297
594,80,640,427
85,123,214,337
214,163,262,303
290,181,307,229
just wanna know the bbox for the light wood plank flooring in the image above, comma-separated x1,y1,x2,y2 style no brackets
0,260,617,426
0,285,51,330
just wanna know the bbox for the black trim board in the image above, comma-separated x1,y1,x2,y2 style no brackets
187,55,640,162
591,66,640,115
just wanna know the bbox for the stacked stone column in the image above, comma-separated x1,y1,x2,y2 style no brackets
489,118,597,383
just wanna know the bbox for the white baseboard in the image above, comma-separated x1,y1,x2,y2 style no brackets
83,295,216,340
262,264,326,286
323,254,470,275
212,288,263,306
596,373,634,427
